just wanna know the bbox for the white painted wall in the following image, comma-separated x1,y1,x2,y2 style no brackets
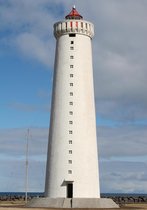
45,19,100,198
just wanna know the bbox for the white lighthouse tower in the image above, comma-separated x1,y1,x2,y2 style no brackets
27,6,118,208
45,6,100,199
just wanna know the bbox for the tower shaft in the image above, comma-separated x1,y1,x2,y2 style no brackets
45,9,100,199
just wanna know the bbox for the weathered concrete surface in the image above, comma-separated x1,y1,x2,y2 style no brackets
26,198,71,208
72,198,119,208
27,198,119,208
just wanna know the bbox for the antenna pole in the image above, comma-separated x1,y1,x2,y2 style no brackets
25,128,29,204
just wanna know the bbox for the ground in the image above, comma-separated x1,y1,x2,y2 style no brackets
1,200,147,209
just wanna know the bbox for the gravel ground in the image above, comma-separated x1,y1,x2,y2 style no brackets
0,205,147,210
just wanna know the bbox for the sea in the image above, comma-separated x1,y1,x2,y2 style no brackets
0,192,44,197
0,192,147,198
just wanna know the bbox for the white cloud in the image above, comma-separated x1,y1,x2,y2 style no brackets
0,159,46,192
99,161,147,193
91,0,147,122
15,33,51,67
0,127,48,192
1,125,147,192
0,128,48,157
0,0,57,67
98,125,147,158
8,102,50,113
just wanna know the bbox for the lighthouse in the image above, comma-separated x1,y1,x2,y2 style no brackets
45,6,100,199
27,6,118,208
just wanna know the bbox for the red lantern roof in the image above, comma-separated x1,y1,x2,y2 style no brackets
65,6,83,20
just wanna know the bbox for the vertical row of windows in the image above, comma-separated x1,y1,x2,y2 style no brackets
68,40,74,175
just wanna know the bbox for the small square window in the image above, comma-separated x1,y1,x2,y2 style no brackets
71,41,74,44
70,56,74,59
70,46,74,50
69,111,73,115
69,150,72,154
70,83,73,86
69,102,73,105
68,160,72,164
69,130,73,134
69,34,76,37
70,92,73,96
70,74,74,77
69,121,73,124
69,140,72,144
68,170,72,174
70,65,74,68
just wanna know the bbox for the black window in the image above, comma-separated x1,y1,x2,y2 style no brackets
69,34,76,37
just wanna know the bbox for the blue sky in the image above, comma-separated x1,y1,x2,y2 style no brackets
1,0,147,193
0,54,51,128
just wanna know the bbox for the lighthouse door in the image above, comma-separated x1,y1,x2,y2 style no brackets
67,183,73,198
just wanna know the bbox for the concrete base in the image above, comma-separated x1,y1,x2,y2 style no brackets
26,197,119,208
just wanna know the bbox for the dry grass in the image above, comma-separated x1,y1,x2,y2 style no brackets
0,200,25,207
124,203,147,209
0,208,146,210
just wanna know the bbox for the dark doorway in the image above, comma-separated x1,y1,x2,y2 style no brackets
67,183,73,198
